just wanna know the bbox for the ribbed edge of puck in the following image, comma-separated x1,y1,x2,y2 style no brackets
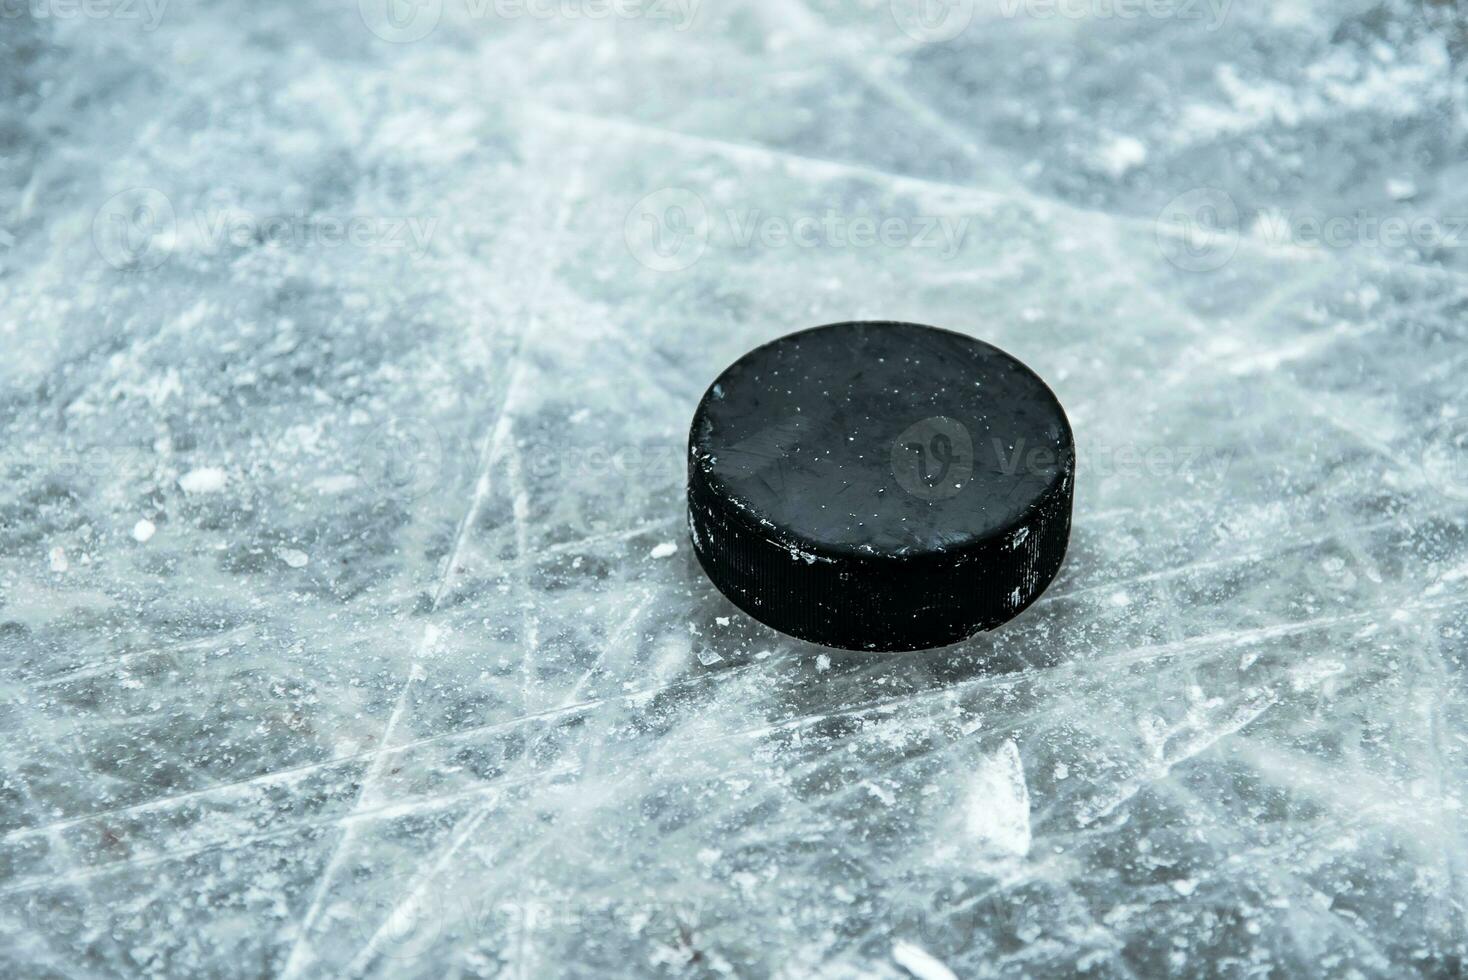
687,458,1073,652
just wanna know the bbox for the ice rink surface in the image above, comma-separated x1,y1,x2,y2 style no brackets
2,1,1466,975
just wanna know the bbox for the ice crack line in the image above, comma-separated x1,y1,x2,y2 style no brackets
279,145,588,979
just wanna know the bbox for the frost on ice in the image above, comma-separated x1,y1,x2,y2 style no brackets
963,740,1031,859
1,1,1464,977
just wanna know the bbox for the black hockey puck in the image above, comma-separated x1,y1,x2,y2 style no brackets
687,321,1074,652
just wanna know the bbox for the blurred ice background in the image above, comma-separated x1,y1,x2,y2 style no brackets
2,0,1467,976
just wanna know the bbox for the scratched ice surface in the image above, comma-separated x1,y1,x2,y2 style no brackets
2,0,1467,976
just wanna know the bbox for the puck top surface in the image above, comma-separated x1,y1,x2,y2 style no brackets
690,321,1072,557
